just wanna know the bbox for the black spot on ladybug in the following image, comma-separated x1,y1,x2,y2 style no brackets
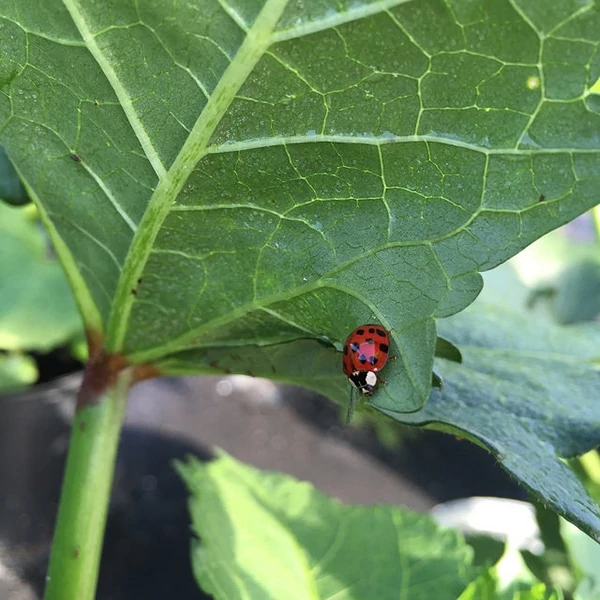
379,343,389,354
538,194,545,202
369,356,377,365
70,153,81,162
376,328,385,337
356,328,364,335
358,354,367,363
365,338,375,345
368,327,375,333
350,342,360,352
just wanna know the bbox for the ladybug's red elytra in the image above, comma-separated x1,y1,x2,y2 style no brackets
342,325,391,422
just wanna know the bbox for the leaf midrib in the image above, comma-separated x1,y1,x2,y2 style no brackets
63,0,596,359
76,0,292,352
206,133,600,156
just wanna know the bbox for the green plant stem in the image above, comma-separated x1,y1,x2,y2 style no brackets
44,370,132,600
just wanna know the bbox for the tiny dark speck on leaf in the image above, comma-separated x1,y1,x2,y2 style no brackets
70,153,81,162
137,277,143,284
131,289,137,296
73,546,80,559
538,194,545,202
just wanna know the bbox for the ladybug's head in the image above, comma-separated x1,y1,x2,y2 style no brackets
348,370,377,395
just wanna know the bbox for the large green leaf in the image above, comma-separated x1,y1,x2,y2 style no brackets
382,262,600,541
178,452,478,600
1,0,598,411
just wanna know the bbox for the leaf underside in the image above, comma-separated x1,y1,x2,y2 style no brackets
1,0,599,412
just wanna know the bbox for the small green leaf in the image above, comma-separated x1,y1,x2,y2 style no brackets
561,519,600,600
459,565,561,600
493,545,560,600
436,336,463,363
0,352,37,391
458,567,499,600
0,203,82,352
178,452,478,600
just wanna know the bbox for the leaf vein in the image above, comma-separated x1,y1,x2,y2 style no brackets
62,0,167,179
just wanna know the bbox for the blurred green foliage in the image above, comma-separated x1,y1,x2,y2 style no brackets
0,179,83,391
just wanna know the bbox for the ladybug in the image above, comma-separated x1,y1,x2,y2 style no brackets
342,324,391,419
